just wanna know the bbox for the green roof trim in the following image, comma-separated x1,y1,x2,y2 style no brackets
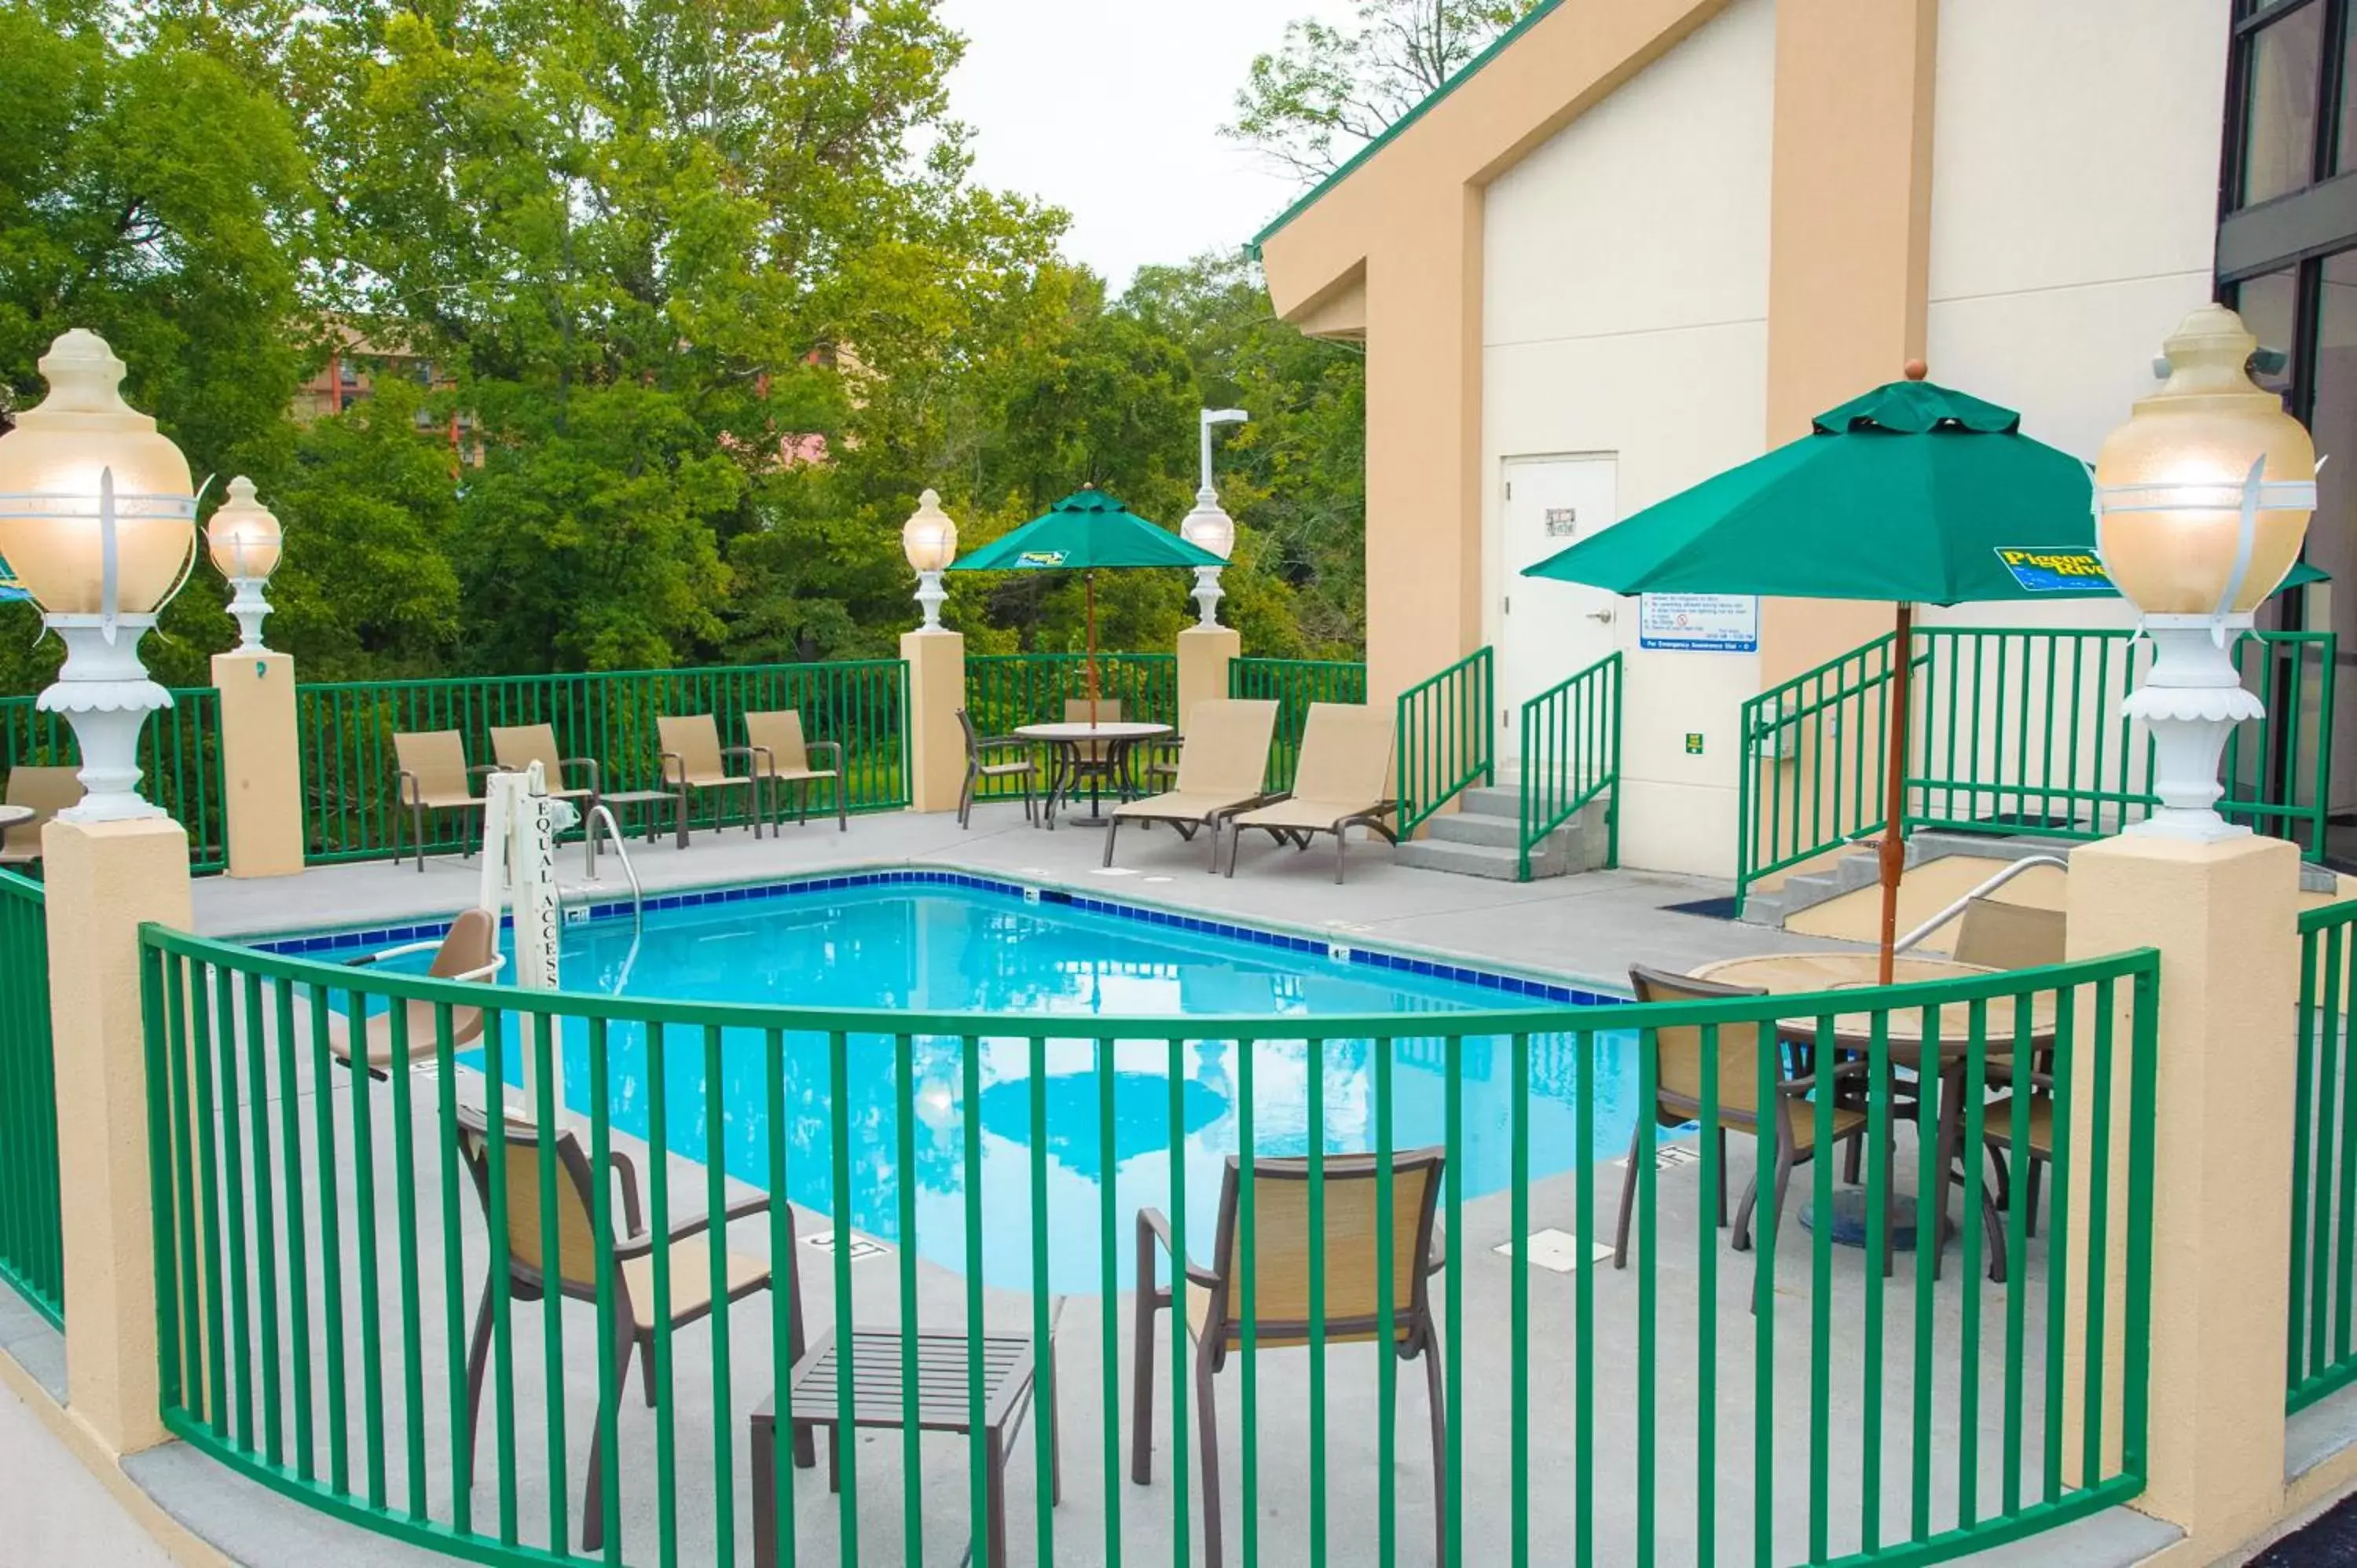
1248,0,1567,255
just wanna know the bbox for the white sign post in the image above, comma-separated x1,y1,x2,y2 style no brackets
480,763,568,1119
1638,593,1759,653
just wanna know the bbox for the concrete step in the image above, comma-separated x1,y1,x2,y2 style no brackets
1396,838,1549,881
1455,786,1520,819
1424,811,1528,849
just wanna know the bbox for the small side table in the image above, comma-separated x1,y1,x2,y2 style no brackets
594,789,685,855
752,1328,1058,1568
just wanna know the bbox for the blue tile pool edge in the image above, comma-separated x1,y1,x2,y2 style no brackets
247,864,1633,1008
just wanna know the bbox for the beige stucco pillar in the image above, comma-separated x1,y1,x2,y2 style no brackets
211,650,304,877
900,628,966,814
1175,626,1240,733
45,815,193,1455
2064,833,2298,1549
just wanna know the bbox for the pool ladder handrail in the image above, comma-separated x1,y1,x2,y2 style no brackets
582,803,645,932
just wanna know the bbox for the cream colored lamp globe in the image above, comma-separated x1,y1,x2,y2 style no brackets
0,328,196,617
2095,303,2316,614
1178,499,1236,562
902,489,958,631
206,474,283,581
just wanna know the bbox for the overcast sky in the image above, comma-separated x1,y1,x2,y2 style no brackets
937,0,1359,289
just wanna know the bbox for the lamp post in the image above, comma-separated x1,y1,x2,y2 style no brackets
2095,303,2319,841
1179,407,1248,628
901,488,958,632
207,475,283,651
0,329,199,822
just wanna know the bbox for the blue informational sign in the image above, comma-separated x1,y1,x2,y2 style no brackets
1994,547,2113,593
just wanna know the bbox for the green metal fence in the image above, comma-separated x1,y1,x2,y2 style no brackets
0,870,60,1327
295,662,910,864
1229,657,1368,793
962,654,1178,803
1397,647,1494,838
1517,653,1620,882
2,689,229,874
137,918,2158,1566
1737,628,2337,913
2293,894,2357,1412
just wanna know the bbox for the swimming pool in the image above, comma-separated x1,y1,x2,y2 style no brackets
316,874,1640,1292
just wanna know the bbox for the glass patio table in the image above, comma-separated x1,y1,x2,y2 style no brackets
1013,720,1172,828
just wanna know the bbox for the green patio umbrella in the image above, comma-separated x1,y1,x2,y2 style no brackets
950,485,1223,725
1523,369,2314,980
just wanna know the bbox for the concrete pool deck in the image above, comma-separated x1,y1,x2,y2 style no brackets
9,804,2201,1565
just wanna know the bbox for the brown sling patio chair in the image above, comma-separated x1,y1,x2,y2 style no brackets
1131,1149,1449,1568
488,724,603,815
955,708,1038,828
1974,1065,2055,1284
1102,699,1280,873
0,765,82,866
325,907,504,1076
453,1103,798,1554
1222,703,1399,884
656,713,765,844
1616,967,1875,1281
743,709,846,833
394,730,496,873
1952,896,2067,971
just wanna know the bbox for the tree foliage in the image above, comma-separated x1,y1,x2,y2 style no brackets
1225,0,1527,185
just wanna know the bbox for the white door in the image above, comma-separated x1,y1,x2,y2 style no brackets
1497,454,1621,768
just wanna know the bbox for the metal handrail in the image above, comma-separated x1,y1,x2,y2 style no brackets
1893,853,2071,954
581,802,643,932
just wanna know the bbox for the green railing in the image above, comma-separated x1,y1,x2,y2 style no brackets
962,653,1178,802
1517,653,1620,881
0,870,61,1327
1230,657,1368,793
137,917,2157,1566
2293,894,2357,1412
2,689,229,874
296,661,910,863
1737,628,2337,913
1397,646,1494,837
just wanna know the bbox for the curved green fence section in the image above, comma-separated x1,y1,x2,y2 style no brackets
2292,894,2357,1412
0,870,61,1326
295,661,910,864
137,917,2156,1566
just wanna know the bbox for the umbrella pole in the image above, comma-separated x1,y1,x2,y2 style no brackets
1086,569,1100,729
1878,602,1915,985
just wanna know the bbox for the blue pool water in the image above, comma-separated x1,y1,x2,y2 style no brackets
367,882,1639,1292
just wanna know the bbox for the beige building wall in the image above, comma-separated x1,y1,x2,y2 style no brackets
1480,0,1774,874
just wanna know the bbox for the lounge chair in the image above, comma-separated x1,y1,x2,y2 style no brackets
453,1103,796,1553
1952,896,2066,970
0,765,82,865
325,908,504,1075
488,724,602,815
1616,966,1873,1284
1132,1149,1448,1568
656,714,764,843
744,709,845,832
956,708,1038,828
394,731,495,873
1222,703,1398,883
1101,699,1279,872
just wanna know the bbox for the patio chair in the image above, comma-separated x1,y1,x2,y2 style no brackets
744,709,846,833
1222,703,1398,883
1616,967,1874,1280
955,708,1038,828
1061,696,1124,797
394,731,496,874
0,765,82,866
325,907,505,1076
656,714,764,843
1131,1149,1448,1568
1102,699,1280,873
1974,1065,2054,1284
453,1102,797,1554
1952,896,2066,971
488,724,602,815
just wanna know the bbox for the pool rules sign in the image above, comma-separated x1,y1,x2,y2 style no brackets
1638,592,1758,653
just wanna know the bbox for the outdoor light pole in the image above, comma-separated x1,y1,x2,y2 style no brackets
1179,408,1248,628
2095,304,2319,841
0,329,199,822
207,475,284,652
901,488,959,632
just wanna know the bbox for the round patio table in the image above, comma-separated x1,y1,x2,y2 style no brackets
1686,950,2058,1260
0,805,33,834
1013,720,1173,828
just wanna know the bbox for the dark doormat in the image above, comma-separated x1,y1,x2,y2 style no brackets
1662,896,1742,921
2253,1490,2357,1565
